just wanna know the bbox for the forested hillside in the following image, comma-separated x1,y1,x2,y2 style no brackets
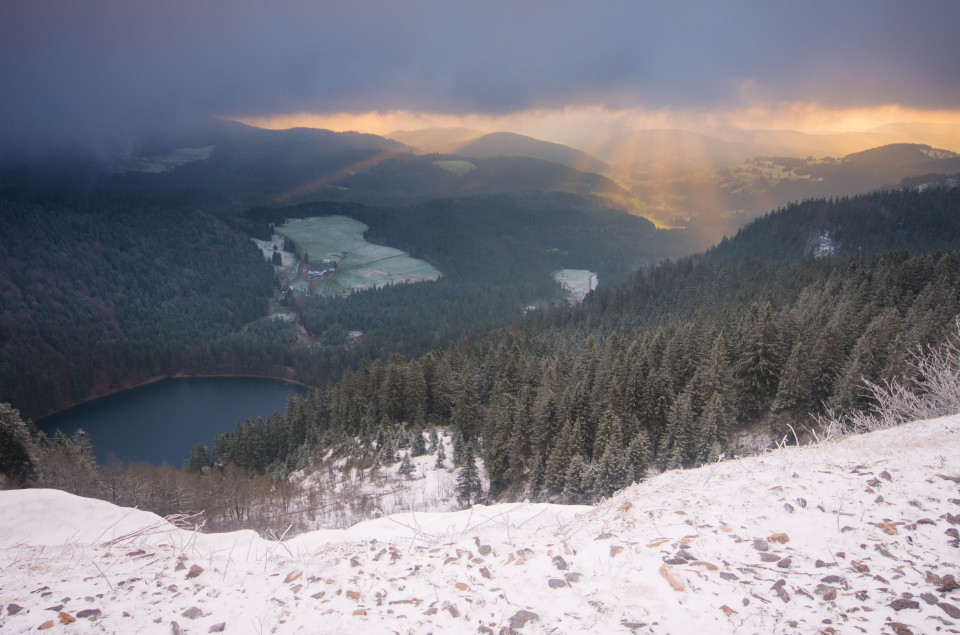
210,187,960,506
212,247,959,501
6,175,960,520
244,192,685,363
0,196,276,418
708,186,960,262
1,188,683,420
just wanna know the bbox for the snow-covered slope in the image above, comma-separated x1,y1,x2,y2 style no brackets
2,416,959,634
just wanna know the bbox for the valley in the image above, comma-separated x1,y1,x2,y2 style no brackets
4,5,960,633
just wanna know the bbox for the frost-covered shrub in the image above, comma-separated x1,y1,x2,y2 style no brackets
825,316,960,434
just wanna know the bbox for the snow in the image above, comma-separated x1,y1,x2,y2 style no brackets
814,230,836,258
554,269,598,303
251,235,297,269
285,431,475,530
2,415,960,633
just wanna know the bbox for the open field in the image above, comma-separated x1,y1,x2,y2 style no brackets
276,215,441,296
433,159,476,175
553,268,597,302
116,145,216,173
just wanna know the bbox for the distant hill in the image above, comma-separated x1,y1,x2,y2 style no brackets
102,122,631,207
625,142,960,250
386,127,484,152
706,185,960,263
586,128,798,177
449,131,608,174
869,121,960,154
330,153,628,201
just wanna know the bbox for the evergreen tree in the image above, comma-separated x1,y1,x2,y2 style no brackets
183,443,212,473
591,442,627,499
398,453,415,477
0,403,37,487
561,454,589,504
625,429,651,483
455,445,482,507
696,392,728,463
592,407,624,461
411,430,427,456
527,450,546,500
736,302,785,418
771,341,814,440
543,418,574,493
434,442,446,469
663,390,695,469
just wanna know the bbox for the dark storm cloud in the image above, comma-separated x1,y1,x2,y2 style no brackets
1,1,958,150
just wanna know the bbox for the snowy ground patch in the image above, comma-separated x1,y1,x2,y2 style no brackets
2,415,959,633
554,269,598,303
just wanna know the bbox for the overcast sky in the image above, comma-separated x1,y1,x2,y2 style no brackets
2,1,958,150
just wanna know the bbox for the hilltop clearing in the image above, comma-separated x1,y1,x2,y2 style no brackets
2,415,958,634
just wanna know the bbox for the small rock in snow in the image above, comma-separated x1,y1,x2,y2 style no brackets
208,623,226,633
919,593,938,605
7,603,24,615
938,574,959,592
186,564,204,579
547,578,567,589
752,539,769,551
551,555,568,570
658,565,685,592
509,609,539,629
939,602,960,619
181,606,204,620
889,598,920,611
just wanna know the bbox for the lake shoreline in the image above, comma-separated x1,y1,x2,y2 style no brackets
36,375,312,466
35,372,315,423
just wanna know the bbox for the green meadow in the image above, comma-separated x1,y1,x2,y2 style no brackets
276,216,441,296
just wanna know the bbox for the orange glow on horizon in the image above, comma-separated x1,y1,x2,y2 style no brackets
234,103,960,149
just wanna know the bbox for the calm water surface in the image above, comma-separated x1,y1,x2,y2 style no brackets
38,377,308,466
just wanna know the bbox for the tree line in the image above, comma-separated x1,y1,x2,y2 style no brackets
210,247,960,504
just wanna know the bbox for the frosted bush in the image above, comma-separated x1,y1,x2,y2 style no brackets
824,316,960,435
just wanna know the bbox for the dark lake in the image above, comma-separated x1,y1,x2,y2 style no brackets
38,377,308,466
